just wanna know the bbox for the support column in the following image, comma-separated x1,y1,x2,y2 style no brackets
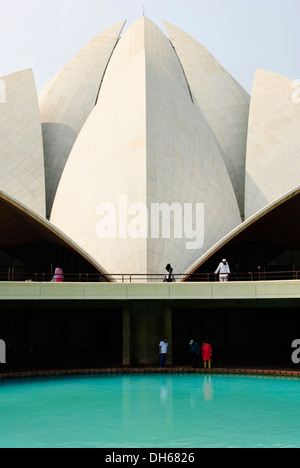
123,302,172,366
122,307,131,366
165,306,172,366
228,310,245,352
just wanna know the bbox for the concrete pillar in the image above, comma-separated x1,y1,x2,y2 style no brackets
165,306,172,366
0,339,6,364
123,307,131,366
228,310,245,352
123,302,173,366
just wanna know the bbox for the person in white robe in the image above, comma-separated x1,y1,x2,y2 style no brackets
215,259,230,282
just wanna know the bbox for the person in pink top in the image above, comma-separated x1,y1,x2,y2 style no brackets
51,267,64,283
201,341,212,369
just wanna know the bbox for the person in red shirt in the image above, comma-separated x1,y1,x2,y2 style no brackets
201,341,212,369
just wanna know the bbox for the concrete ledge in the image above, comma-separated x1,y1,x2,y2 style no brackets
1,367,300,380
0,280,299,301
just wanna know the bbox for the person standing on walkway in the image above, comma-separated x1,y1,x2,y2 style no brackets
189,340,201,369
164,264,174,283
215,259,230,282
201,340,212,369
51,267,64,283
159,337,169,368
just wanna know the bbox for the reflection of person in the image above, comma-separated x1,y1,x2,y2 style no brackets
189,340,201,369
159,337,169,368
51,267,64,283
202,375,214,401
160,377,168,404
215,259,230,282
201,341,212,369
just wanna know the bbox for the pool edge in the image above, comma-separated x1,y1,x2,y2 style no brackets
1,367,300,380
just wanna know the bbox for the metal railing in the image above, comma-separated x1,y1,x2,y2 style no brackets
0,270,299,283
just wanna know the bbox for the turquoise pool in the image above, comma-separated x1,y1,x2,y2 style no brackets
0,374,300,448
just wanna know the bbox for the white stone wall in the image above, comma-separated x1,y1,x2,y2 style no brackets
51,18,241,280
51,18,148,277
245,70,300,219
39,21,126,216
0,69,45,217
144,19,241,275
163,21,250,219
3,18,298,281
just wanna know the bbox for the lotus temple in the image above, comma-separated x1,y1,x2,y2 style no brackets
0,17,300,369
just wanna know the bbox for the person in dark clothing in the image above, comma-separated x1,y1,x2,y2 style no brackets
164,264,174,283
189,339,201,369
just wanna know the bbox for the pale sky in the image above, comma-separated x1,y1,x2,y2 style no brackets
0,0,299,94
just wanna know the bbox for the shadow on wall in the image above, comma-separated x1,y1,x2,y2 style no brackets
245,174,270,219
41,123,77,217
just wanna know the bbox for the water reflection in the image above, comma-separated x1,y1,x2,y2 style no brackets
89,375,300,447
160,377,168,404
202,375,214,401
188,375,214,407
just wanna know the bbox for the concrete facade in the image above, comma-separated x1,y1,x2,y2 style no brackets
1,280,299,301
1,280,299,366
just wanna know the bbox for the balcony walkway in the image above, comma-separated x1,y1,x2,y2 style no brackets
0,279,299,301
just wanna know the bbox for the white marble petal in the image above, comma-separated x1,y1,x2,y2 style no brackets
51,18,241,280
0,69,45,217
39,21,126,217
163,21,250,218
245,69,300,219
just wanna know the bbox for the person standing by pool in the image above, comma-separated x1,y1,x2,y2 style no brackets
159,337,169,368
215,259,230,282
202,340,212,369
189,340,201,369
